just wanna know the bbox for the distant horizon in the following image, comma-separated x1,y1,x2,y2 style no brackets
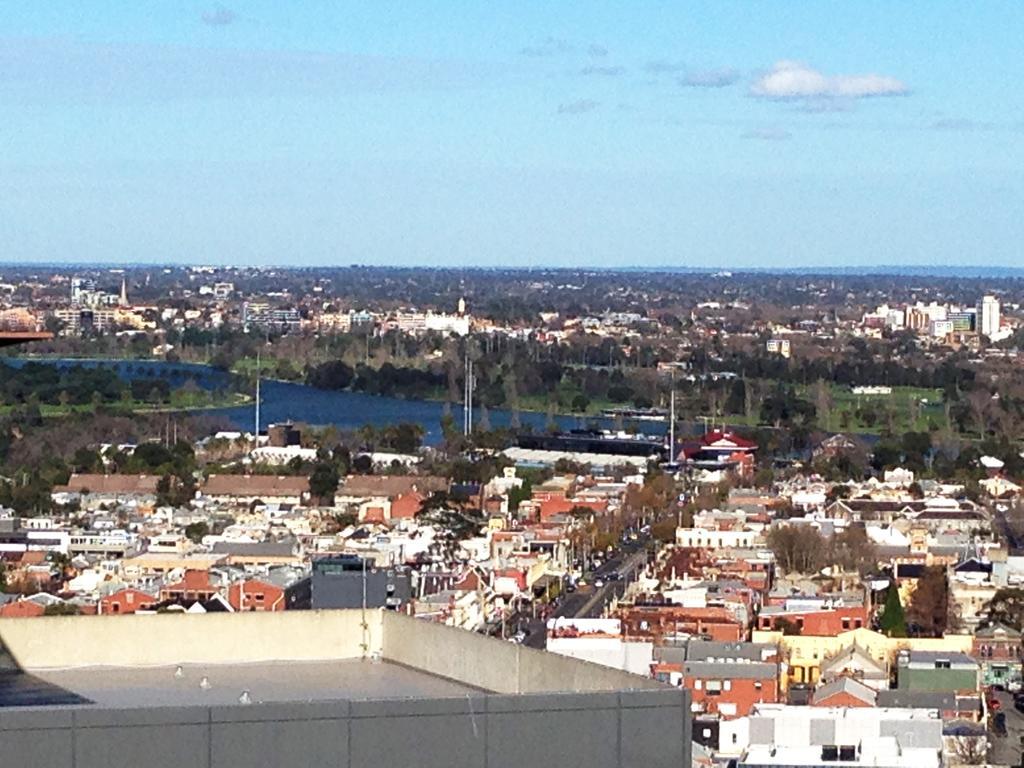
4,261,1024,279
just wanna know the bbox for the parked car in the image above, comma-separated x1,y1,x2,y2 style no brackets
993,711,1007,737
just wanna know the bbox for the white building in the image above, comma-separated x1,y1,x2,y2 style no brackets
675,527,760,549
545,618,654,676
766,338,791,358
735,705,943,768
979,294,1000,339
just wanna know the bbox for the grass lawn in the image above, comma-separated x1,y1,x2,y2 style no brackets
798,384,946,433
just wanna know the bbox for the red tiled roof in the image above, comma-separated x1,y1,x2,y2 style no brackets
202,474,310,498
54,473,161,495
702,431,757,449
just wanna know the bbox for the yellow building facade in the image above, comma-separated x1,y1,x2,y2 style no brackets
753,627,974,688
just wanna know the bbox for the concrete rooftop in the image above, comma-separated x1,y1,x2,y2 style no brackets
32,659,478,708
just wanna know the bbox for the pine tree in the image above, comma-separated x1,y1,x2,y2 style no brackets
879,586,908,638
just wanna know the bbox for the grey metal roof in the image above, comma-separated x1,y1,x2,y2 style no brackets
876,690,956,709
900,650,978,667
684,640,776,663
210,540,298,557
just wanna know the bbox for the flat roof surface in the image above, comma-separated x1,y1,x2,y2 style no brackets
27,660,480,708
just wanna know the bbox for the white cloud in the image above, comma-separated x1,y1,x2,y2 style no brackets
751,61,907,100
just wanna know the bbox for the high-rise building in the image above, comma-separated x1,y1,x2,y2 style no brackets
978,295,1000,338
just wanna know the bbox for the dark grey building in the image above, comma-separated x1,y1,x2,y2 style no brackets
287,555,414,611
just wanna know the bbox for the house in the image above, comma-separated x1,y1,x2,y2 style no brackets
972,623,1022,690
819,644,890,690
896,650,980,693
51,473,160,509
99,588,157,615
672,660,778,717
159,570,220,603
200,474,311,506
120,552,227,580
336,475,447,524
811,676,877,707
226,579,285,612
679,431,757,480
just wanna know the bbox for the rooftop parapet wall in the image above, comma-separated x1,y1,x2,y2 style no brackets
381,610,664,695
0,609,383,670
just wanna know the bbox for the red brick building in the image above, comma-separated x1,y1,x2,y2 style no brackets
0,599,45,618
657,661,778,717
621,605,744,643
226,579,285,612
99,588,157,615
757,605,868,635
159,570,219,603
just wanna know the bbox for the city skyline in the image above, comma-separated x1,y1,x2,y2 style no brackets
2,2,1022,268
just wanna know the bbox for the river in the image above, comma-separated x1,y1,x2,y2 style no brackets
3,357,666,445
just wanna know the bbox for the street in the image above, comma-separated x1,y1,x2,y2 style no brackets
989,690,1024,766
513,543,651,649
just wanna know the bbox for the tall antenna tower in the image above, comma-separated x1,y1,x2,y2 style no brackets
463,349,474,436
669,370,676,462
254,350,261,448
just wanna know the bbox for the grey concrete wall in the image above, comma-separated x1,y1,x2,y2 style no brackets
381,610,664,694
0,609,383,669
0,690,690,768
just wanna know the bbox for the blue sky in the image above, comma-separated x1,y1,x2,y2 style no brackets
1,2,1021,268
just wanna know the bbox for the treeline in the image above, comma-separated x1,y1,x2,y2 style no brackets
0,362,230,409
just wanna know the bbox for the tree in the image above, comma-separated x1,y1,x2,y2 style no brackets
766,525,827,575
879,586,908,637
306,360,355,390
773,617,802,636
308,461,340,505
830,526,878,576
507,479,532,512
43,603,81,616
382,422,425,454
906,566,953,637
184,521,209,544
984,588,1024,630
